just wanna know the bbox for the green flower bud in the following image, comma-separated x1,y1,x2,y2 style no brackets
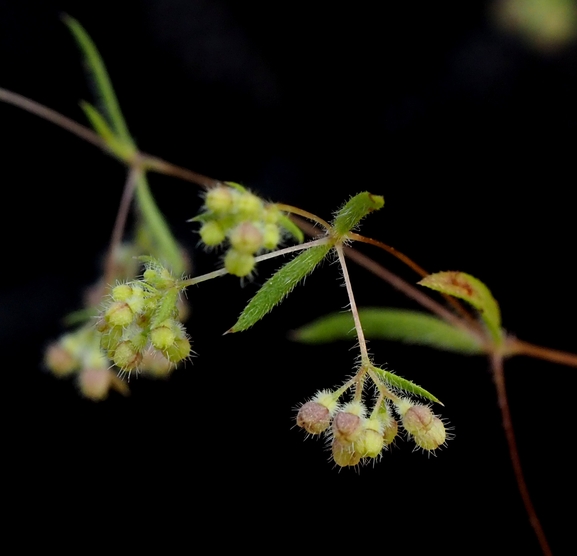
224,249,255,277
151,322,177,351
112,341,142,371
165,337,191,364
234,191,263,220
104,301,134,327
205,186,235,214
111,283,132,301
262,223,281,250
200,220,226,247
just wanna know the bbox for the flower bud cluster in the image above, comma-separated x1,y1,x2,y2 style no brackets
195,183,284,277
296,392,400,468
296,382,449,467
44,325,127,401
97,260,191,376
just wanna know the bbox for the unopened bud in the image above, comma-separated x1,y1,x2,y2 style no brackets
333,410,364,443
332,438,362,467
224,249,255,277
229,222,263,254
104,301,134,327
205,186,235,214
296,401,331,434
78,367,112,401
412,416,446,451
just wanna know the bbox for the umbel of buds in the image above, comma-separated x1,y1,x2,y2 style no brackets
97,258,191,376
193,183,286,277
296,382,448,468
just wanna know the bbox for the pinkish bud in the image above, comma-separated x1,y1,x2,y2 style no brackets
296,401,331,434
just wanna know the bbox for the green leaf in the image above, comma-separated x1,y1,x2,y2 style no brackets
292,308,485,354
151,288,179,328
278,214,304,243
419,271,502,344
229,244,332,332
332,192,384,236
372,366,442,405
79,101,135,161
63,15,133,144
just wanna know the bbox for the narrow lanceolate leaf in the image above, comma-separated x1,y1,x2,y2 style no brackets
292,308,485,354
229,244,332,332
151,288,179,328
332,192,384,237
80,102,136,161
419,271,502,344
372,366,442,405
63,15,133,144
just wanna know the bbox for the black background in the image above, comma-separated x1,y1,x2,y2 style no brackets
1,1,575,553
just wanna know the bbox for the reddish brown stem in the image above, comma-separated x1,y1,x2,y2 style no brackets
103,166,142,288
491,353,553,556
505,338,577,368
348,232,479,326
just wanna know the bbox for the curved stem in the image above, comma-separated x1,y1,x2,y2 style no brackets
348,232,479,325
490,353,553,556
143,155,221,189
275,203,332,230
0,86,106,149
103,166,142,287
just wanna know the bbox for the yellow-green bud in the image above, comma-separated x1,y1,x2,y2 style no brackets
205,186,235,214
412,417,446,451
332,438,362,467
356,418,385,458
104,301,134,327
224,249,255,277
382,418,399,446
400,403,434,436
165,337,191,363
200,221,226,247
126,286,145,314
151,322,177,351
262,223,281,250
111,284,132,301
235,191,263,219
112,341,142,371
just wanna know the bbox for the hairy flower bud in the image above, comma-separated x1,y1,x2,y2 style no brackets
229,222,263,254
224,249,255,277
104,301,134,328
296,401,331,434
205,186,235,214
333,411,363,442
332,438,362,467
